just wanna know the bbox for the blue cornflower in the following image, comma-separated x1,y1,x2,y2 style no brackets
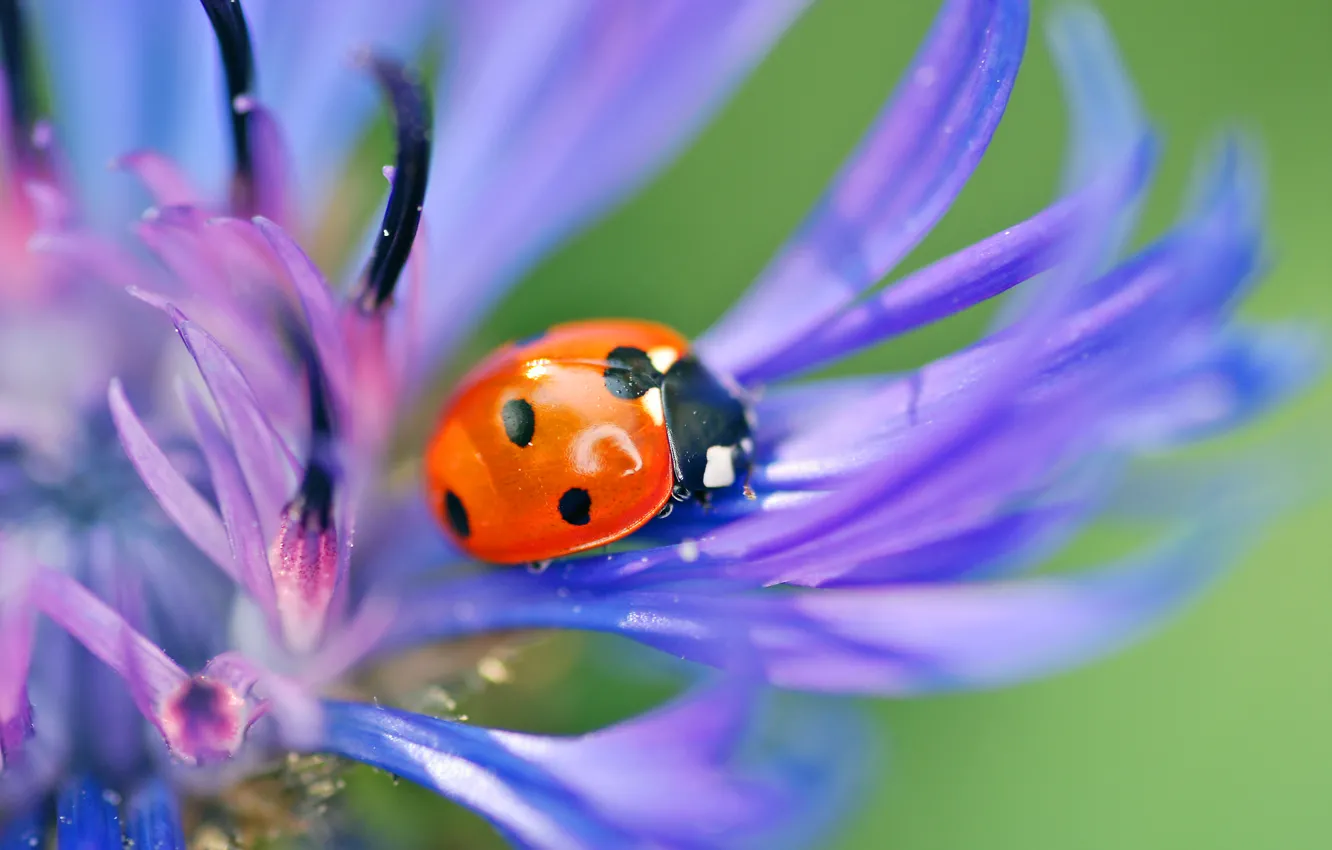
0,0,1317,848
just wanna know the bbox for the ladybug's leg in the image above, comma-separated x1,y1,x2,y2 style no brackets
736,437,757,500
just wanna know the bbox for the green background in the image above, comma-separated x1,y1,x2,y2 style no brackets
355,1,1332,847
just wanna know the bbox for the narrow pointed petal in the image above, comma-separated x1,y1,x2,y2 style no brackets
760,138,1153,379
30,570,187,706
0,549,35,769
114,150,204,207
126,780,187,850
698,0,1029,381
241,99,294,226
181,389,278,619
385,512,1254,695
172,311,300,527
252,216,347,396
57,775,121,849
108,378,233,572
1106,325,1322,449
318,681,867,849
704,145,1250,564
418,0,812,369
1048,6,1147,199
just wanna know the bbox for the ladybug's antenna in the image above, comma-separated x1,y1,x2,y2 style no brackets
356,56,432,313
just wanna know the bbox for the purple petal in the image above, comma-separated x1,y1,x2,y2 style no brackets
318,681,867,849
108,378,233,573
716,142,1260,566
252,216,347,394
181,389,278,620
417,0,811,371
0,553,34,769
1106,325,1322,449
172,311,301,531
384,512,1252,695
114,150,203,207
31,570,186,707
698,0,1028,382
243,101,294,227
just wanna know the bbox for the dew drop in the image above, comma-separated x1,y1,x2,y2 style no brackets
478,656,511,684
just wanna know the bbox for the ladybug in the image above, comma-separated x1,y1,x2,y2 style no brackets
425,319,754,564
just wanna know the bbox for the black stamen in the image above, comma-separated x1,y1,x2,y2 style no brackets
199,0,257,213
0,0,35,162
278,309,337,531
357,57,432,313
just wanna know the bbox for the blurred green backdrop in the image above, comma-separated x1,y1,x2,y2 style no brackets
353,1,1332,848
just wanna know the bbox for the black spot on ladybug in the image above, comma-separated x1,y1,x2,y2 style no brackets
501,398,536,447
444,490,470,538
558,487,592,526
603,346,662,400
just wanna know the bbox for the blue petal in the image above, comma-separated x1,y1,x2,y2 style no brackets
698,0,1029,382
381,509,1256,695
1107,325,1323,449
56,776,121,849
126,780,186,850
0,806,43,849
416,0,812,372
1047,6,1146,199
771,138,1154,379
317,682,867,849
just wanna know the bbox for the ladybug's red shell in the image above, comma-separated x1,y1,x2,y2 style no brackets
425,320,690,564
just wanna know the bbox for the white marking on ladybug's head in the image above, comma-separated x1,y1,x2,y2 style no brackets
703,445,737,488
740,437,754,454
647,346,679,374
571,424,644,476
641,386,665,426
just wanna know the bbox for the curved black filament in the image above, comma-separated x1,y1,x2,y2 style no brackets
199,0,257,212
0,0,35,161
279,310,337,532
358,57,433,313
